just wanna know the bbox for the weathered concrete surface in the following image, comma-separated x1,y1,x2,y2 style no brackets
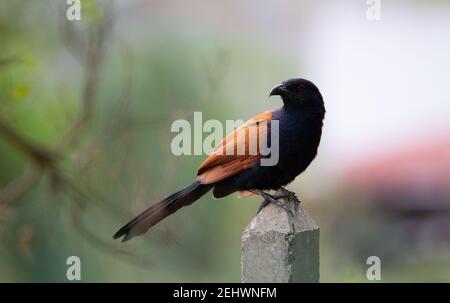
241,190,320,283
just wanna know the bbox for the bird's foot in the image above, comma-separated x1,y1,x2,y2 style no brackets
256,199,270,214
252,189,296,216
274,187,301,213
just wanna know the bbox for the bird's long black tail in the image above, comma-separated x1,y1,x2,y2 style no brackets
113,181,212,242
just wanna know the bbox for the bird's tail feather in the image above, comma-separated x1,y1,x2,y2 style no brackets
113,181,212,242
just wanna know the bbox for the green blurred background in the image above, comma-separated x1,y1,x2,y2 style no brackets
1,0,450,282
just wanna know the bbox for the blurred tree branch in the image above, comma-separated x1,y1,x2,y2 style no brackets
0,2,112,205
0,120,55,205
0,120,57,166
0,164,39,205
0,57,18,67
59,6,113,150
0,1,165,267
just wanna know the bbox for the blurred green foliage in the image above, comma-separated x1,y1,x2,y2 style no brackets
0,0,294,282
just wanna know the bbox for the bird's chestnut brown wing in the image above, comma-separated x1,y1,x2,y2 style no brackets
197,111,272,185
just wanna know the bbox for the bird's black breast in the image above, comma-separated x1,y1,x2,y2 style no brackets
275,107,323,170
235,106,324,190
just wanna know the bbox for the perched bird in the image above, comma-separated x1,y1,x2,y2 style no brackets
113,78,325,242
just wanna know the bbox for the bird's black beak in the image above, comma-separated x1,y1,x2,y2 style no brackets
269,84,286,97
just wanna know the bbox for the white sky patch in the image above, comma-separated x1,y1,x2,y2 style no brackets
299,1,450,173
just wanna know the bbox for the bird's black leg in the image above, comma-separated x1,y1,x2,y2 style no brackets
274,187,301,213
252,189,295,216
256,199,270,214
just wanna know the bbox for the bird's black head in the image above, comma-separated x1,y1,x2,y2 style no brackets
269,78,324,109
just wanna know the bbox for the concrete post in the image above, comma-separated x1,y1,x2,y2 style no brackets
241,189,320,282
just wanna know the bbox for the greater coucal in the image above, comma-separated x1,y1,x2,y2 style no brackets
113,78,325,242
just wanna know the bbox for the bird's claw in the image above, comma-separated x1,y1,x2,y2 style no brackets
275,188,301,202
253,189,297,216
273,188,301,214
256,199,270,215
